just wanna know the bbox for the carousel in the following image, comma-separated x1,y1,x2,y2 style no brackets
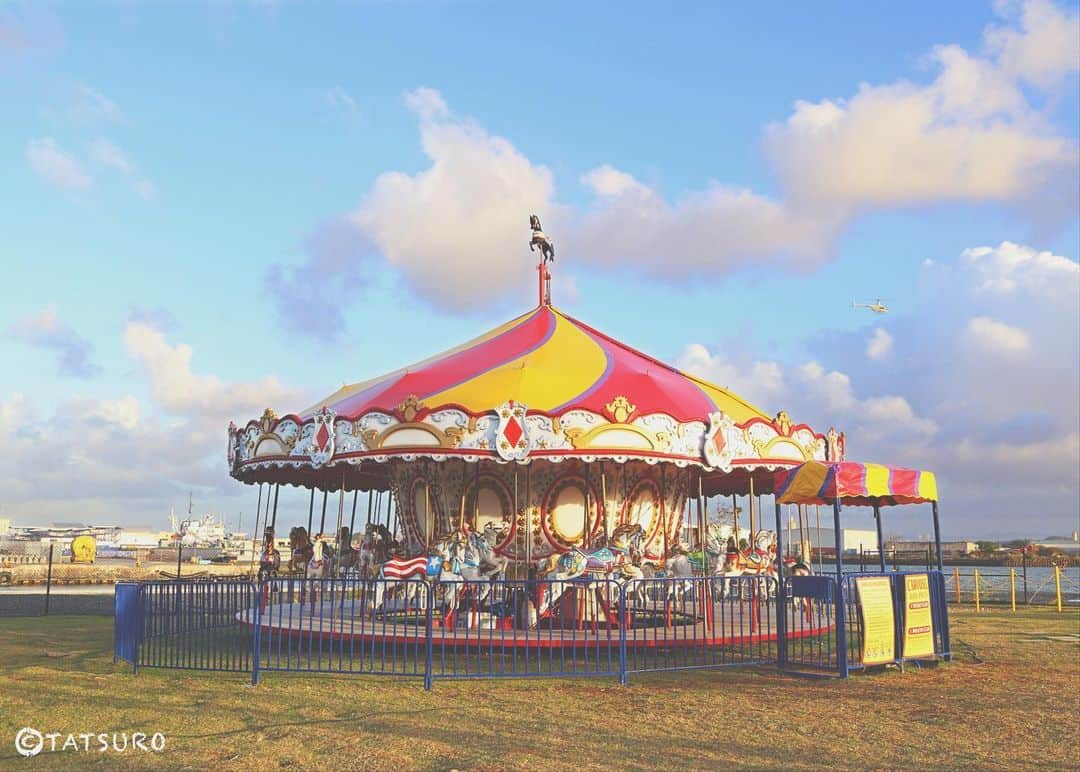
227,218,847,645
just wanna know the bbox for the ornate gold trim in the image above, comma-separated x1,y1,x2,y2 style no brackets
566,423,657,451
370,422,458,449
604,395,637,423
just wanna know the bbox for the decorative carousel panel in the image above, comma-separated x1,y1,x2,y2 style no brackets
409,477,440,545
624,479,660,542
464,475,513,534
542,476,600,548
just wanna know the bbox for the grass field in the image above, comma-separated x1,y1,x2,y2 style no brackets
0,607,1077,770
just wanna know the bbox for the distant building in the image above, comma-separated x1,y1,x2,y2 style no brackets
887,540,976,557
789,527,879,554
1035,539,1080,555
0,518,9,535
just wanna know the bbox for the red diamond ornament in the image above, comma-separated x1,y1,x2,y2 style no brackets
316,423,331,450
501,416,524,448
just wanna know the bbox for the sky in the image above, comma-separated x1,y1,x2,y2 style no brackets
1,0,1078,540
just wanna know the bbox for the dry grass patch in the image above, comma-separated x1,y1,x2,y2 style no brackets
0,608,1076,770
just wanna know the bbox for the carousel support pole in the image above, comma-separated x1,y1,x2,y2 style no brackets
732,494,739,547
774,498,787,670
931,502,944,574
525,464,532,575
366,489,374,527
513,469,519,572
271,484,280,531
349,490,359,541
319,490,328,537
815,505,823,574
660,465,668,564
874,504,886,573
748,476,755,543
601,464,609,544
698,475,705,575
307,487,314,536
584,461,591,550
425,480,432,549
832,497,849,677
335,471,346,559
459,459,468,533
249,484,264,576
473,462,480,532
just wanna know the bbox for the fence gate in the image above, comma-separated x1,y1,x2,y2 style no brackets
782,574,844,676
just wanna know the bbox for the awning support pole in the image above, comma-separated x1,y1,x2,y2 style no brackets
833,497,848,677
774,496,787,670
873,503,886,572
931,501,944,573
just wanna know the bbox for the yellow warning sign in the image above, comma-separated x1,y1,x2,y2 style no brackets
855,576,895,665
902,573,935,659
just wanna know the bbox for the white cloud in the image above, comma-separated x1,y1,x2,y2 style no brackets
123,321,301,419
573,167,842,278
90,137,155,199
71,84,125,124
986,0,1080,88
331,3,1076,313
26,137,91,190
350,87,557,311
866,328,893,360
325,85,359,115
5,306,101,377
962,240,1080,295
0,320,307,525
965,315,1031,353
90,137,133,174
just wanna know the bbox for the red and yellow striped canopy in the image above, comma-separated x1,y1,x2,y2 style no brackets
306,305,767,423
774,461,938,506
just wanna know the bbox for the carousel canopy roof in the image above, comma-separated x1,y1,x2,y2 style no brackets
774,461,938,507
305,304,767,424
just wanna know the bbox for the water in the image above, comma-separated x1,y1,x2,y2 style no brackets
816,562,1080,604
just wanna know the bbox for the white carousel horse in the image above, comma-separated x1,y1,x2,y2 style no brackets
306,537,331,579
370,534,465,613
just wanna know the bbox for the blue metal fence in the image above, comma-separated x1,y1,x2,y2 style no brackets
114,571,950,686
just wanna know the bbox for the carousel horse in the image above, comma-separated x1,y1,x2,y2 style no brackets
335,526,360,576
306,537,331,580
288,527,315,573
536,524,647,612
257,529,281,581
369,534,464,612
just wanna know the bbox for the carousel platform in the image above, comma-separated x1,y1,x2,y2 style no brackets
239,593,832,650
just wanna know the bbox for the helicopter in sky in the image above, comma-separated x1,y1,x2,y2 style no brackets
852,298,888,314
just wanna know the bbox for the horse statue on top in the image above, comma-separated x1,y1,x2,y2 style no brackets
529,214,555,264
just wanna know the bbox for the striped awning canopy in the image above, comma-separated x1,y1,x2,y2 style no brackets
305,304,766,423
774,461,938,506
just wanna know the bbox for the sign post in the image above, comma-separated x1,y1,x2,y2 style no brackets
855,575,895,665
902,573,935,659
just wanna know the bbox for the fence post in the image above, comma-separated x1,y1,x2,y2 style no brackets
1009,568,1016,612
954,567,961,604
44,543,54,616
1022,551,1029,605
973,569,981,613
251,580,263,686
618,582,629,686
424,585,434,691
1054,566,1062,613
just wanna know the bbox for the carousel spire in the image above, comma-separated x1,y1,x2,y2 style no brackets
529,214,555,306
